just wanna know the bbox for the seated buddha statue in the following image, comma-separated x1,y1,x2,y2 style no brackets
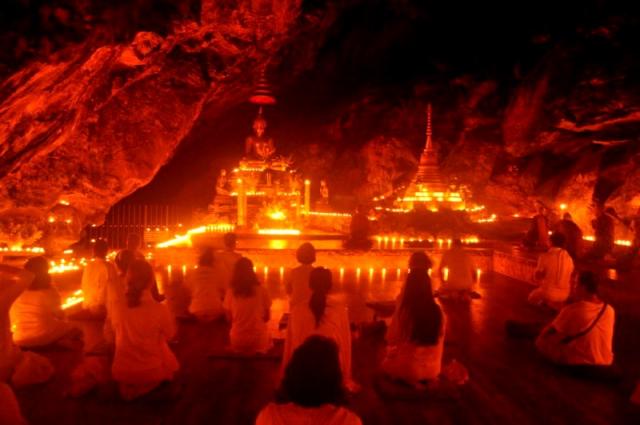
245,107,275,160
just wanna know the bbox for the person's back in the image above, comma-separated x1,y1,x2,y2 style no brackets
287,243,317,308
186,265,224,319
257,336,361,425
383,269,445,384
224,285,271,353
111,260,178,400
10,287,67,347
439,243,474,292
215,250,241,289
537,247,574,301
556,217,582,259
0,267,30,381
81,240,115,315
284,268,353,387
111,292,178,384
0,383,27,425
286,298,351,379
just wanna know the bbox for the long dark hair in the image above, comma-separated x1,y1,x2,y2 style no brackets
125,260,154,308
399,269,443,345
24,256,52,290
115,249,135,275
279,335,345,407
309,267,332,327
230,257,259,298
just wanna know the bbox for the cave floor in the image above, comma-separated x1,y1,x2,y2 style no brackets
14,271,640,425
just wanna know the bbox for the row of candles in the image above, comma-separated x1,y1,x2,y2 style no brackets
374,235,480,249
166,264,483,284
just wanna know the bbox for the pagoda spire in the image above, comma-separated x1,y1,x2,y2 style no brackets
425,103,433,152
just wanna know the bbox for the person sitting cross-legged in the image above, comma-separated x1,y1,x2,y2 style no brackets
528,232,574,310
80,239,117,318
256,335,362,425
536,271,615,369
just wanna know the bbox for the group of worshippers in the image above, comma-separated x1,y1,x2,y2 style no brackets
1,229,637,425
525,203,640,268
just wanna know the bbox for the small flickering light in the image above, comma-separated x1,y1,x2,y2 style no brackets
264,266,269,278
447,239,452,248
339,267,345,282
279,266,284,282
437,239,444,248
560,203,567,211
356,267,361,280
61,289,83,310
381,268,387,280
428,268,432,277
607,269,618,280
167,265,172,280
443,267,449,281
396,267,401,279
59,200,70,206
48,216,56,223
63,249,73,255
476,268,482,282
368,267,374,280
65,218,72,224
182,264,187,275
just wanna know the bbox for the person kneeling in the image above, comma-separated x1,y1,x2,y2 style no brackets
383,268,445,388
536,271,614,369
256,335,362,425
437,239,478,300
223,257,272,354
185,247,225,322
528,232,574,310
111,260,179,400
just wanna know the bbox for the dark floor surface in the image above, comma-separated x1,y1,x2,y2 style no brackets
14,270,640,425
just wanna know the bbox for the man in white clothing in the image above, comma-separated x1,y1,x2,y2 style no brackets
215,233,242,290
528,232,574,309
81,239,117,316
536,271,615,367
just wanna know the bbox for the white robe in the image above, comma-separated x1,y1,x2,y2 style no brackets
214,250,242,290
185,266,225,319
256,402,362,425
0,274,26,381
530,247,574,303
223,286,271,353
283,297,352,383
9,288,73,348
81,258,117,313
111,292,179,387
536,300,615,366
286,264,313,308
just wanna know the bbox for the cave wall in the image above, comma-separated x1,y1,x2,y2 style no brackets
0,0,306,251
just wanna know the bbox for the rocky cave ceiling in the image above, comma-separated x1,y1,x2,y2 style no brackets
0,0,639,249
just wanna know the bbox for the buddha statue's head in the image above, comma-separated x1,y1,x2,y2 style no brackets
253,108,267,137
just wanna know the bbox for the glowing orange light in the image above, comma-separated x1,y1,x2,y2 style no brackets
257,229,301,236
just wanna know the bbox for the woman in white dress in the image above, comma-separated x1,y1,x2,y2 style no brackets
111,260,179,400
256,335,362,425
383,268,446,387
186,247,225,322
285,243,316,308
10,257,82,349
283,267,355,390
223,257,272,353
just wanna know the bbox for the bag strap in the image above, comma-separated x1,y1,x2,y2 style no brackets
560,303,608,345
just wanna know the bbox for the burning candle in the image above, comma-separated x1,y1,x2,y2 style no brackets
396,267,401,280
264,266,269,281
181,265,187,276
279,266,284,283
356,267,361,281
447,239,452,249
167,265,172,281
391,237,397,249
369,267,374,280
442,267,449,281
381,268,387,281
476,268,482,282
428,268,432,277
339,267,345,283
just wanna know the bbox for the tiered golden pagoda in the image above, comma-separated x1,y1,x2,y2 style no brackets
401,104,466,211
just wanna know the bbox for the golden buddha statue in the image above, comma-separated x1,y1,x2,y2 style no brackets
245,107,275,160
